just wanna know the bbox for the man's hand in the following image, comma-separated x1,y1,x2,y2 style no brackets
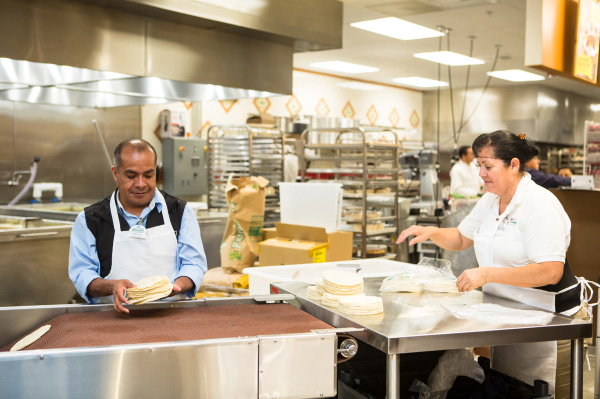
168,276,194,297
456,268,488,292
395,225,437,246
112,279,135,313
558,168,573,177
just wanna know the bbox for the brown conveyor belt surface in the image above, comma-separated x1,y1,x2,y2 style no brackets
1,303,333,352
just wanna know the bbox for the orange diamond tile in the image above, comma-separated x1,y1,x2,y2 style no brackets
389,108,400,127
366,105,379,126
219,99,237,114
183,101,193,110
253,97,271,113
201,120,211,134
341,101,355,119
315,97,330,116
409,110,420,128
286,94,302,116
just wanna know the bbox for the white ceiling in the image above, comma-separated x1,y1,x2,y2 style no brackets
293,0,600,100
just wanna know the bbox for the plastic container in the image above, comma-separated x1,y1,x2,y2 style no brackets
278,182,343,233
243,258,409,295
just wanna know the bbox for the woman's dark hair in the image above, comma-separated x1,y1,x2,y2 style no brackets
472,130,540,172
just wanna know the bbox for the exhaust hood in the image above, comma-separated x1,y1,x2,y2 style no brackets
0,0,342,108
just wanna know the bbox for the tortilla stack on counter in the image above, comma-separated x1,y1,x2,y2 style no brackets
322,270,364,296
127,275,173,305
322,292,365,308
307,285,322,301
339,296,384,315
315,278,326,295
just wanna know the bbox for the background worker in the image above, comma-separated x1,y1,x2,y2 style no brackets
450,145,484,197
69,139,207,313
524,155,571,189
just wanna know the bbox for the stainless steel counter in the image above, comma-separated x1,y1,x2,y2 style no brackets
0,203,87,221
275,278,592,398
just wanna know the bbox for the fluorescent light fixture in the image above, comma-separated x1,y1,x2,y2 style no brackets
590,104,600,112
351,17,444,41
413,51,485,66
309,61,379,74
337,81,382,91
393,77,448,88
487,69,545,82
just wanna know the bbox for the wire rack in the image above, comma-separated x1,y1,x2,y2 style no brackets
206,125,284,226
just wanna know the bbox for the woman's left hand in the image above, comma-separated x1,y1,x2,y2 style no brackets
456,268,489,292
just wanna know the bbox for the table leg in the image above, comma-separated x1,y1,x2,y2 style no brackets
571,338,583,399
387,353,400,399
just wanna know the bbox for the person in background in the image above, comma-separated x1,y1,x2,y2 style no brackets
524,155,571,189
397,131,584,398
69,139,207,313
450,145,484,197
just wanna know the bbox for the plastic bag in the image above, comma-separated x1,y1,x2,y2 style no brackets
380,257,460,293
444,303,554,325
419,349,485,399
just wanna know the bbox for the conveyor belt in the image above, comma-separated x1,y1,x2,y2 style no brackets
1,303,332,351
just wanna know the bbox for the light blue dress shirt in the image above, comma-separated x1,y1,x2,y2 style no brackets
68,190,207,303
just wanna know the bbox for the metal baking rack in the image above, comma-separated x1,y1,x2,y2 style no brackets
299,127,400,260
206,124,284,226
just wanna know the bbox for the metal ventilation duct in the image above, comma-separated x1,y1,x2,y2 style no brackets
0,0,342,108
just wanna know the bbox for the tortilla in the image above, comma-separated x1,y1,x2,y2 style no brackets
322,270,364,296
339,296,383,316
10,325,51,351
127,275,173,304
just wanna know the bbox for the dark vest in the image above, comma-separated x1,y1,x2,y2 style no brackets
84,190,186,278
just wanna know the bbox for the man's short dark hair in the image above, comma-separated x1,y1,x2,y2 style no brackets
113,139,157,170
458,146,471,159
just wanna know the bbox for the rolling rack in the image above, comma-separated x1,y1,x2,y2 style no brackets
206,124,284,226
299,127,400,260
583,120,600,189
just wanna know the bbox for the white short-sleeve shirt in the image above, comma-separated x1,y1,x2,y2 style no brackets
458,173,570,269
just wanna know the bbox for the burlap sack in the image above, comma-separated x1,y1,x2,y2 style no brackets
220,176,269,273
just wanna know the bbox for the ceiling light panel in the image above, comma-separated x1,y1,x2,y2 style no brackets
393,77,448,88
487,69,545,82
309,61,379,74
413,51,485,66
351,17,444,41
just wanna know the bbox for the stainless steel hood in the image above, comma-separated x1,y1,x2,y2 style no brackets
0,0,343,108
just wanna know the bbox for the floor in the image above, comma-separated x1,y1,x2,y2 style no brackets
584,347,596,399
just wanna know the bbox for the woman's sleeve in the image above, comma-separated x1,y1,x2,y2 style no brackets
457,196,488,240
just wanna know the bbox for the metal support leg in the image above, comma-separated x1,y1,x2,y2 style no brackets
387,353,400,399
571,338,584,399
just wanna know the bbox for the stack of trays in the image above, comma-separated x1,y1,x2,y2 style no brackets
127,275,173,305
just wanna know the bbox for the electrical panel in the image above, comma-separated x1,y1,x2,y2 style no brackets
162,138,207,197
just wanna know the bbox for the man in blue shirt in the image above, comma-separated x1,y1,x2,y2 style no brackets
524,156,571,189
69,139,207,313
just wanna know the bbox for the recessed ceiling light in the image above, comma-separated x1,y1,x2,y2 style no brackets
393,77,448,88
337,81,382,91
413,51,485,66
487,69,545,82
351,17,444,41
310,61,379,74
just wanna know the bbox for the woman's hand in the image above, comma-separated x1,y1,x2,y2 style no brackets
395,225,438,246
456,268,489,292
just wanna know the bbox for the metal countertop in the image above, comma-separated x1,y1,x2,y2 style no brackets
275,278,592,354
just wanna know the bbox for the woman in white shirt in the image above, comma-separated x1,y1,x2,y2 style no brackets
397,130,581,398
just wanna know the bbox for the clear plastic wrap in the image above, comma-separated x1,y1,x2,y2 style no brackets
444,303,554,325
379,257,460,294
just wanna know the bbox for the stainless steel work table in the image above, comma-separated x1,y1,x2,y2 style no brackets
274,278,592,399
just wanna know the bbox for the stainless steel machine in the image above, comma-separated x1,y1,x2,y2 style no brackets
0,215,75,306
162,137,208,197
0,297,358,399
399,149,442,215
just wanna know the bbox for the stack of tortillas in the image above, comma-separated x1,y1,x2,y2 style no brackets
322,270,364,296
127,275,173,305
322,292,365,307
339,296,383,315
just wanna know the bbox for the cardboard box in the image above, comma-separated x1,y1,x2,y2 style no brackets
259,223,353,266
263,227,278,241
